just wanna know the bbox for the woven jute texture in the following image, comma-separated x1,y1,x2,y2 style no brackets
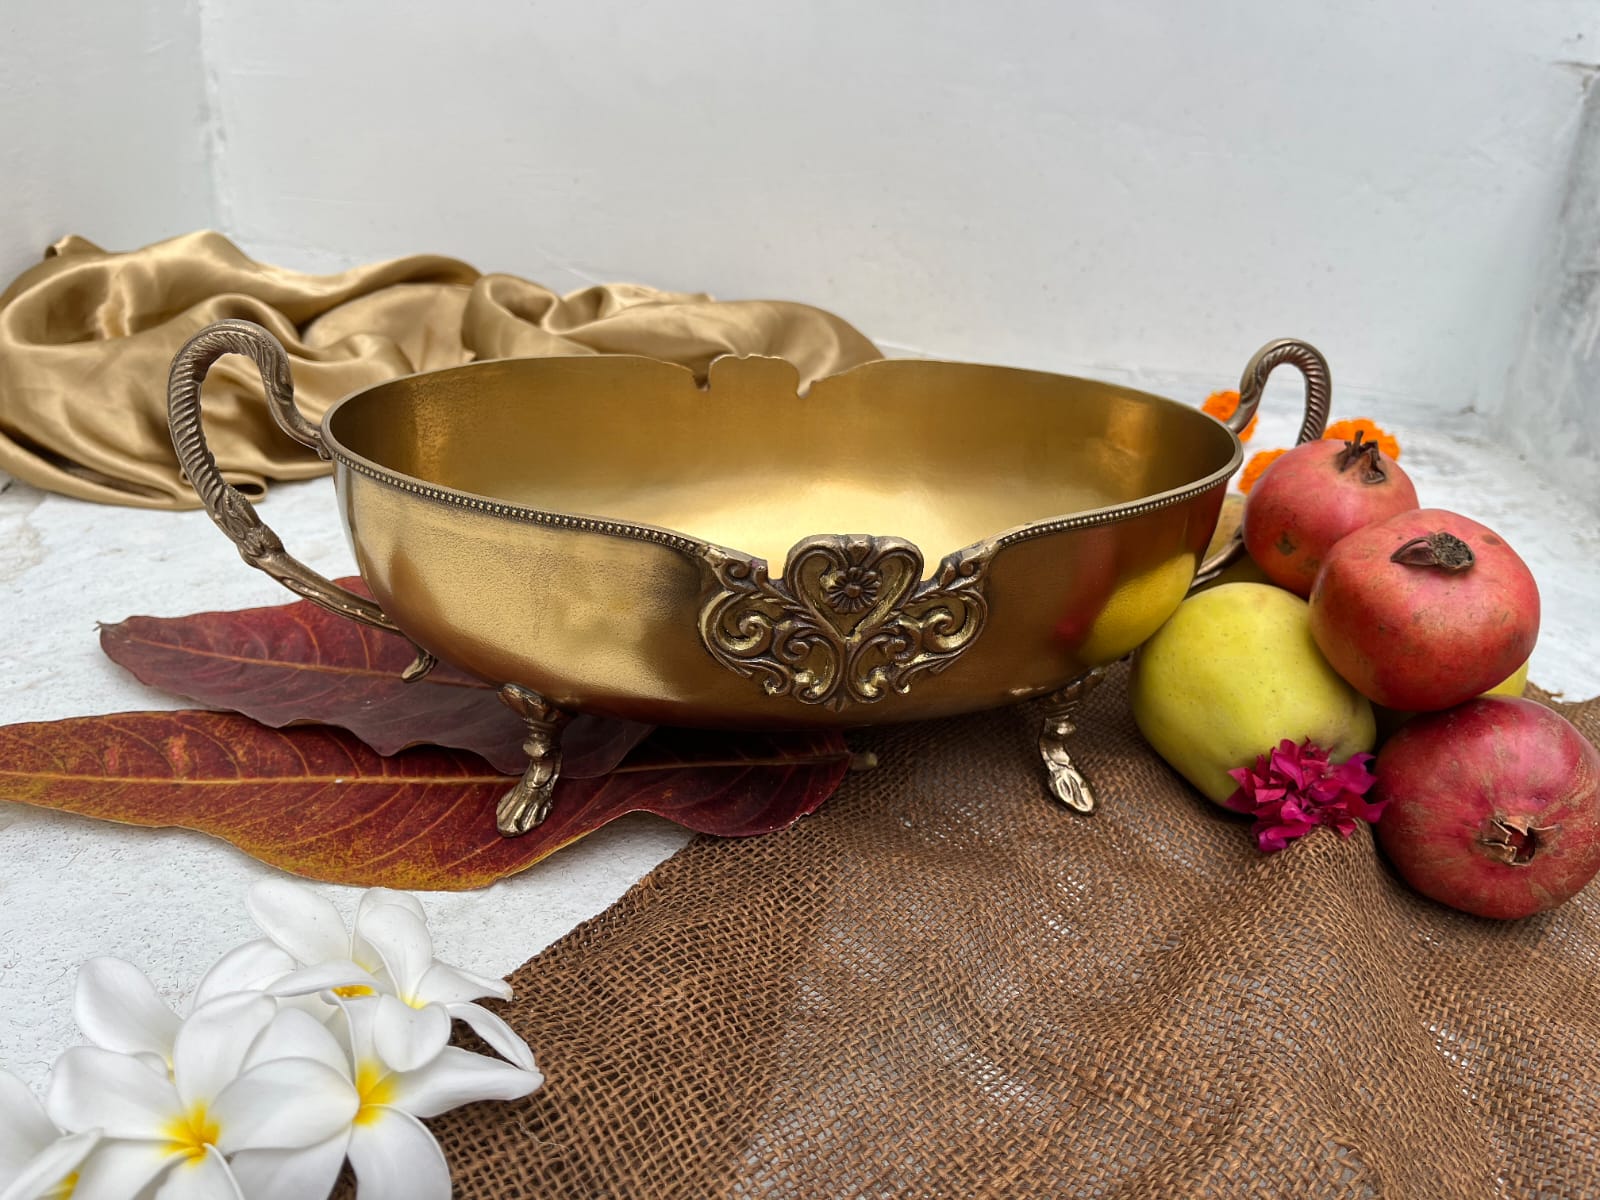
428,665,1600,1198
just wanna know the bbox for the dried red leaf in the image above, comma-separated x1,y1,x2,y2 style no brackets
0,712,850,890
98,581,651,777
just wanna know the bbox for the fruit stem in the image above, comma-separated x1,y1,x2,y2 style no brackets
1390,531,1475,572
1477,815,1552,866
1335,429,1388,484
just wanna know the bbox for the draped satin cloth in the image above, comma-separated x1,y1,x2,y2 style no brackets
0,232,882,508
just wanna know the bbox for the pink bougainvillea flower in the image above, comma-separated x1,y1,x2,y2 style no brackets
1224,739,1384,853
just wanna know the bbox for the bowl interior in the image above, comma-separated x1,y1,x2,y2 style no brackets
326,354,1238,568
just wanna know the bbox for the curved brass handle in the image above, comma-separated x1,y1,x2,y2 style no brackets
1228,337,1332,445
1192,337,1332,583
167,319,436,680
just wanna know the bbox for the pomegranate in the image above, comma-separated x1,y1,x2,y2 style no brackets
1242,431,1419,596
1308,508,1539,711
1374,697,1600,919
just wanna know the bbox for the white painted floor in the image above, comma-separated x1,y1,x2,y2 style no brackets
1,387,1596,1089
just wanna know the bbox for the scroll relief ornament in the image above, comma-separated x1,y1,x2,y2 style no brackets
698,534,993,710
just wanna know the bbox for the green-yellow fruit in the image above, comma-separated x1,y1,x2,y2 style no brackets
1483,658,1530,698
1129,582,1377,804
1375,657,1533,742
1189,552,1272,594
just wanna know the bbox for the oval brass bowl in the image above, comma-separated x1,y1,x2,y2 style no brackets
168,322,1329,834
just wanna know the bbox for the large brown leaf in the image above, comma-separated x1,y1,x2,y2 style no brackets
98,582,652,777
0,712,850,890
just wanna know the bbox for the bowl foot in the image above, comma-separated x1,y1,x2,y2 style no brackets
496,683,572,837
1038,668,1108,814
401,647,438,682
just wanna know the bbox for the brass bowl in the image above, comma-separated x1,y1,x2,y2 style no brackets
169,321,1329,834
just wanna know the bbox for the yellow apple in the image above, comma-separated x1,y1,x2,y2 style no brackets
1483,659,1530,698
1130,583,1377,804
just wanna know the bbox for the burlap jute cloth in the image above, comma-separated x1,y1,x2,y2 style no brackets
412,666,1599,1198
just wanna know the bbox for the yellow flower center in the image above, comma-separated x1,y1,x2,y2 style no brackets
332,984,376,998
354,1060,397,1126
46,1172,78,1200
162,1103,221,1163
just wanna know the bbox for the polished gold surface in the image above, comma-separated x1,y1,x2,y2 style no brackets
168,320,1331,831
324,351,1251,727
326,352,1241,568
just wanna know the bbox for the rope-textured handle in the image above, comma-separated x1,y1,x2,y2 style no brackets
1232,337,1332,446
1192,337,1333,585
166,320,432,675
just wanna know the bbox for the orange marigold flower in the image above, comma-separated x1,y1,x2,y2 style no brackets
1239,448,1287,494
1323,418,1400,461
1202,389,1258,442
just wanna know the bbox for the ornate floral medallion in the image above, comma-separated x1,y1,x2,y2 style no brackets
697,534,994,710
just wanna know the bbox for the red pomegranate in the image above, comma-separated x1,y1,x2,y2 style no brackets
1309,508,1539,711
1243,431,1419,596
1375,697,1600,919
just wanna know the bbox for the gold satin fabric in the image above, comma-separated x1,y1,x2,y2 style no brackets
0,231,882,508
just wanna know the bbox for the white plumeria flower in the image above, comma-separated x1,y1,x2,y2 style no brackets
72,957,182,1075
0,1070,99,1200
358,904,534,1072
191,939,300,1010
47,993,357,1200
228,1003,542,1200
234,880,535,1073
74,949,343,1079
193,882,408,1008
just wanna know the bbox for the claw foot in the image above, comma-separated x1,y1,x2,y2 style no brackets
401,645,439,682
496,683,572,837
1038,668,1107,815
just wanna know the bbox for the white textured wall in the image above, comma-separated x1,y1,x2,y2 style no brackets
1505,77,1600,515
0,0,214,284
202,0,1598,410
1,3,1596,435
